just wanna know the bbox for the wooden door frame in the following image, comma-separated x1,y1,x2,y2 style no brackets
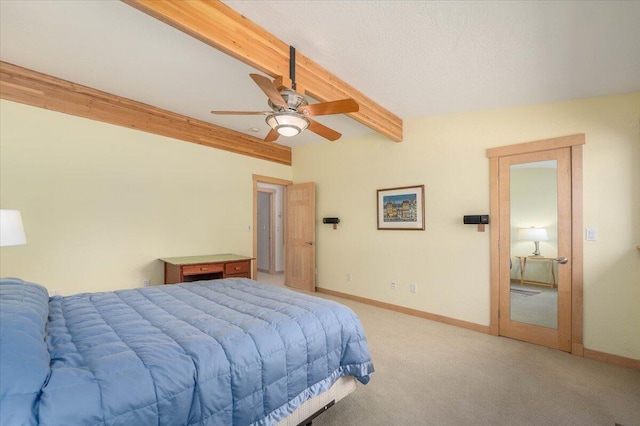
253,175,293,280
487,134,585,356
257,188,276,274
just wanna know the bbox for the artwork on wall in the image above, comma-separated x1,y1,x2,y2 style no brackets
376,185,425,230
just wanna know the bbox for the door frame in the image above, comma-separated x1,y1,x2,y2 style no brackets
487,134,585,355
253,175,293,280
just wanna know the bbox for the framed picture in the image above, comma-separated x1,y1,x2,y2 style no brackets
377,185,425,230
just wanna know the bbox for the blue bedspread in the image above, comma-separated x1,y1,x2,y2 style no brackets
0,278,373,425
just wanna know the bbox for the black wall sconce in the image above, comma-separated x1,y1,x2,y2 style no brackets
463,215,489,232
323,217,340,230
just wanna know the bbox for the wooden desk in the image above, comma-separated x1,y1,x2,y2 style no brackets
160,254,253,284
515,256,556,288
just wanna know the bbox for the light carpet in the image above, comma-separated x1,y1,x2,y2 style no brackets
307,292,640,426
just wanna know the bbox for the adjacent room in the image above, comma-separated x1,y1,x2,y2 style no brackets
1,1,639,425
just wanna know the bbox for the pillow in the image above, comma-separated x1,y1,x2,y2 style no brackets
0,278,51,426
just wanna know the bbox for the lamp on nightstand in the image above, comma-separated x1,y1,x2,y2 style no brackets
518,227,548,256
0,210,27,247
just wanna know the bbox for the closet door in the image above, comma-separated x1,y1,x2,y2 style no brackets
498,148,572,350
488,134,584,354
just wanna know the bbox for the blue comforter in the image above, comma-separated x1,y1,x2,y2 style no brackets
0,278,373,425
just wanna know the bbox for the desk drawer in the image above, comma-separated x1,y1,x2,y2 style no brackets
225,261,250,275
183,264,223,276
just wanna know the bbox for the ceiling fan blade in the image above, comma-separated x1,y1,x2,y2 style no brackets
264,128,280,142
298,98,359,117
250,73,288,109
307,119,342,141
210,110,270,115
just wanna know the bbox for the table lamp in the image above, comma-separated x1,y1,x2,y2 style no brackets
0,209,27,247
518,226,548,256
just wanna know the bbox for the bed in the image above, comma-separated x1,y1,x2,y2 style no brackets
0,277,374,425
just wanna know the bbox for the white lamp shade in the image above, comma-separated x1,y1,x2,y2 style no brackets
518,227,548,242
0,209,27,247
266,112,310,137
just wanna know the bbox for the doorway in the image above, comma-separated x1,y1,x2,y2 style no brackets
257,188,276,274
253,175,317,291
253,175,292,282
255,180,287,286
487,134,584,354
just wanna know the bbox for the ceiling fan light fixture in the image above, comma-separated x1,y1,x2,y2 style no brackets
266,111,310,137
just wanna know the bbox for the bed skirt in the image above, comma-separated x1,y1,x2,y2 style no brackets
276,376,356,425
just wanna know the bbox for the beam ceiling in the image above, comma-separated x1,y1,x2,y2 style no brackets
122,0,403,142
0,61,292,165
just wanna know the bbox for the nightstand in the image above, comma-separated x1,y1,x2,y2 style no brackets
515,256,556,287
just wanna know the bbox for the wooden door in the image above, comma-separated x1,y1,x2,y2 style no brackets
488,134,584,354
285,182,316,291
498,148,572,351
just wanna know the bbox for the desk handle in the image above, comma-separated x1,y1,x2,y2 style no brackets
555,257,568,264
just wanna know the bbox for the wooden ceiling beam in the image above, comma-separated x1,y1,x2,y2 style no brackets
122,0,403,142
0,61,291,165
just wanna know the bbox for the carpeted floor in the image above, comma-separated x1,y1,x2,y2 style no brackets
254,273,639,425
510,284,558,329
257,271,285,287
308,292,640,426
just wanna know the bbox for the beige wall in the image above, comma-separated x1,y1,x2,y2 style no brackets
293,93,640,360
1,93,638,360
0,100,292,294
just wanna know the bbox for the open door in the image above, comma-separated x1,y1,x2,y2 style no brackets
285,182,316,291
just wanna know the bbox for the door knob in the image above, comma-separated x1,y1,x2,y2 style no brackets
305,241,315,246
555,257,568,264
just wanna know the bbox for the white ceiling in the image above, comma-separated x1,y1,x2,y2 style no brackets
1,1,639,148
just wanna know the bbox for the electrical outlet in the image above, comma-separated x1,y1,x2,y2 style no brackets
143,279,151,287
51,289,61,296
347,273,352,282
410,283,417,294
391,281,397,290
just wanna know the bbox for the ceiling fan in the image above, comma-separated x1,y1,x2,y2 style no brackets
211,47,359,142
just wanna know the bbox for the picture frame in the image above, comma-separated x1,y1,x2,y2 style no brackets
377,185,425,230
